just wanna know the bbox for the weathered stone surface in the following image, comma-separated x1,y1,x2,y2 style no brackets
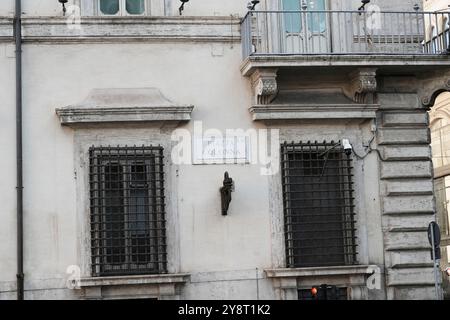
377,93,420,109
380,161,432,179
383,196,434,214
380,146,431,161
389,250,433,268
385,180,433,196
384,214,434,232
377,128,430,145
386,267,435,286
382,112,428,127
393,286,437,300
384,231,429,251
382,196,434,215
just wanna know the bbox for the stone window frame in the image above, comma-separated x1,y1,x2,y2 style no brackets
74,129,181,279
269,129,372,257
265,126,379,299
73,128,191,299
56,88,193,299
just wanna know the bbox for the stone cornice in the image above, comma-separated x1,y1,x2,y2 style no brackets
0,17,13,41
249,103,379,121
56,88,194,127
265,265,378,279
0,16,241,43
241,55,450,77
79,273,190,287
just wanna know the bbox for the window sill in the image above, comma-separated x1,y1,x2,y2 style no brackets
265,265,377,279
265,265,380,300
79,273,190,300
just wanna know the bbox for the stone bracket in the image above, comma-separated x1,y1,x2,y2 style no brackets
348,68,378,104
250,68,279,105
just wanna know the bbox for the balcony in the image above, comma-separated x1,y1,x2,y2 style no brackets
240,10,450,75
241,10,450,57
239,10,450,122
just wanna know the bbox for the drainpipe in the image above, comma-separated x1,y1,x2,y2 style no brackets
14,0,24,301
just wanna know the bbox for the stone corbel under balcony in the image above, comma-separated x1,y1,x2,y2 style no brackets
55,88,194,128
250,68,279,105
79,273,190,300
346,68,378,104
265,265,380,300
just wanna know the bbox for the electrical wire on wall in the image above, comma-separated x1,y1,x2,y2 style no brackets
351,131,387,162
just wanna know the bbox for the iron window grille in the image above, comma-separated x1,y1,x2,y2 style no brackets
298,287,348,300
281,141,358,268
89,145,167,277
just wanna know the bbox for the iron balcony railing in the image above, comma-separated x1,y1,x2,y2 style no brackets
241,10,450,57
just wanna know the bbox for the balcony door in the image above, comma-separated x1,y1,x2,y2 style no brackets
281,0,330,53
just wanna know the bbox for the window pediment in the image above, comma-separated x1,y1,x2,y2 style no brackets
56,88,194,127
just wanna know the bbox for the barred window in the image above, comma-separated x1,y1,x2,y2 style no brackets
298,287,348,300
89,146,167,277
281,141,357,268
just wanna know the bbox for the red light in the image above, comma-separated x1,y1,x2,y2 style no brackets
311,287,318,296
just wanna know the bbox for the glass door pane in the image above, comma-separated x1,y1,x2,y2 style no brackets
126,0,145,15
100,0,120,15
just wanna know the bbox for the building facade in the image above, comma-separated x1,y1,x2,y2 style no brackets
425,0,450,300
0,0,449,300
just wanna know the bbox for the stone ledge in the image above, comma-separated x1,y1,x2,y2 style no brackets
265,265,379,300
79,273,190,288
56,88,194,127
249,104,378,121
241,55,450,77
80,273,190,300
0,16,241,44
265,265,377,279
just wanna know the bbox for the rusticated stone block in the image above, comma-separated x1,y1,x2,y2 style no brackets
389,250,433,269
377,93,420,110
377,128,430,145
381,161,432,179
382,112,428,127
382,196,434,215
384,214,433,232
385,180,433,196
386,267,435,287
380,146,431,161
393,286,437,300
384,231,429,250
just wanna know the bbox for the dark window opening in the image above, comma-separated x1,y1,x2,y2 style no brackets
281,141,358,268
298,287,348,300
89,146,167,277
